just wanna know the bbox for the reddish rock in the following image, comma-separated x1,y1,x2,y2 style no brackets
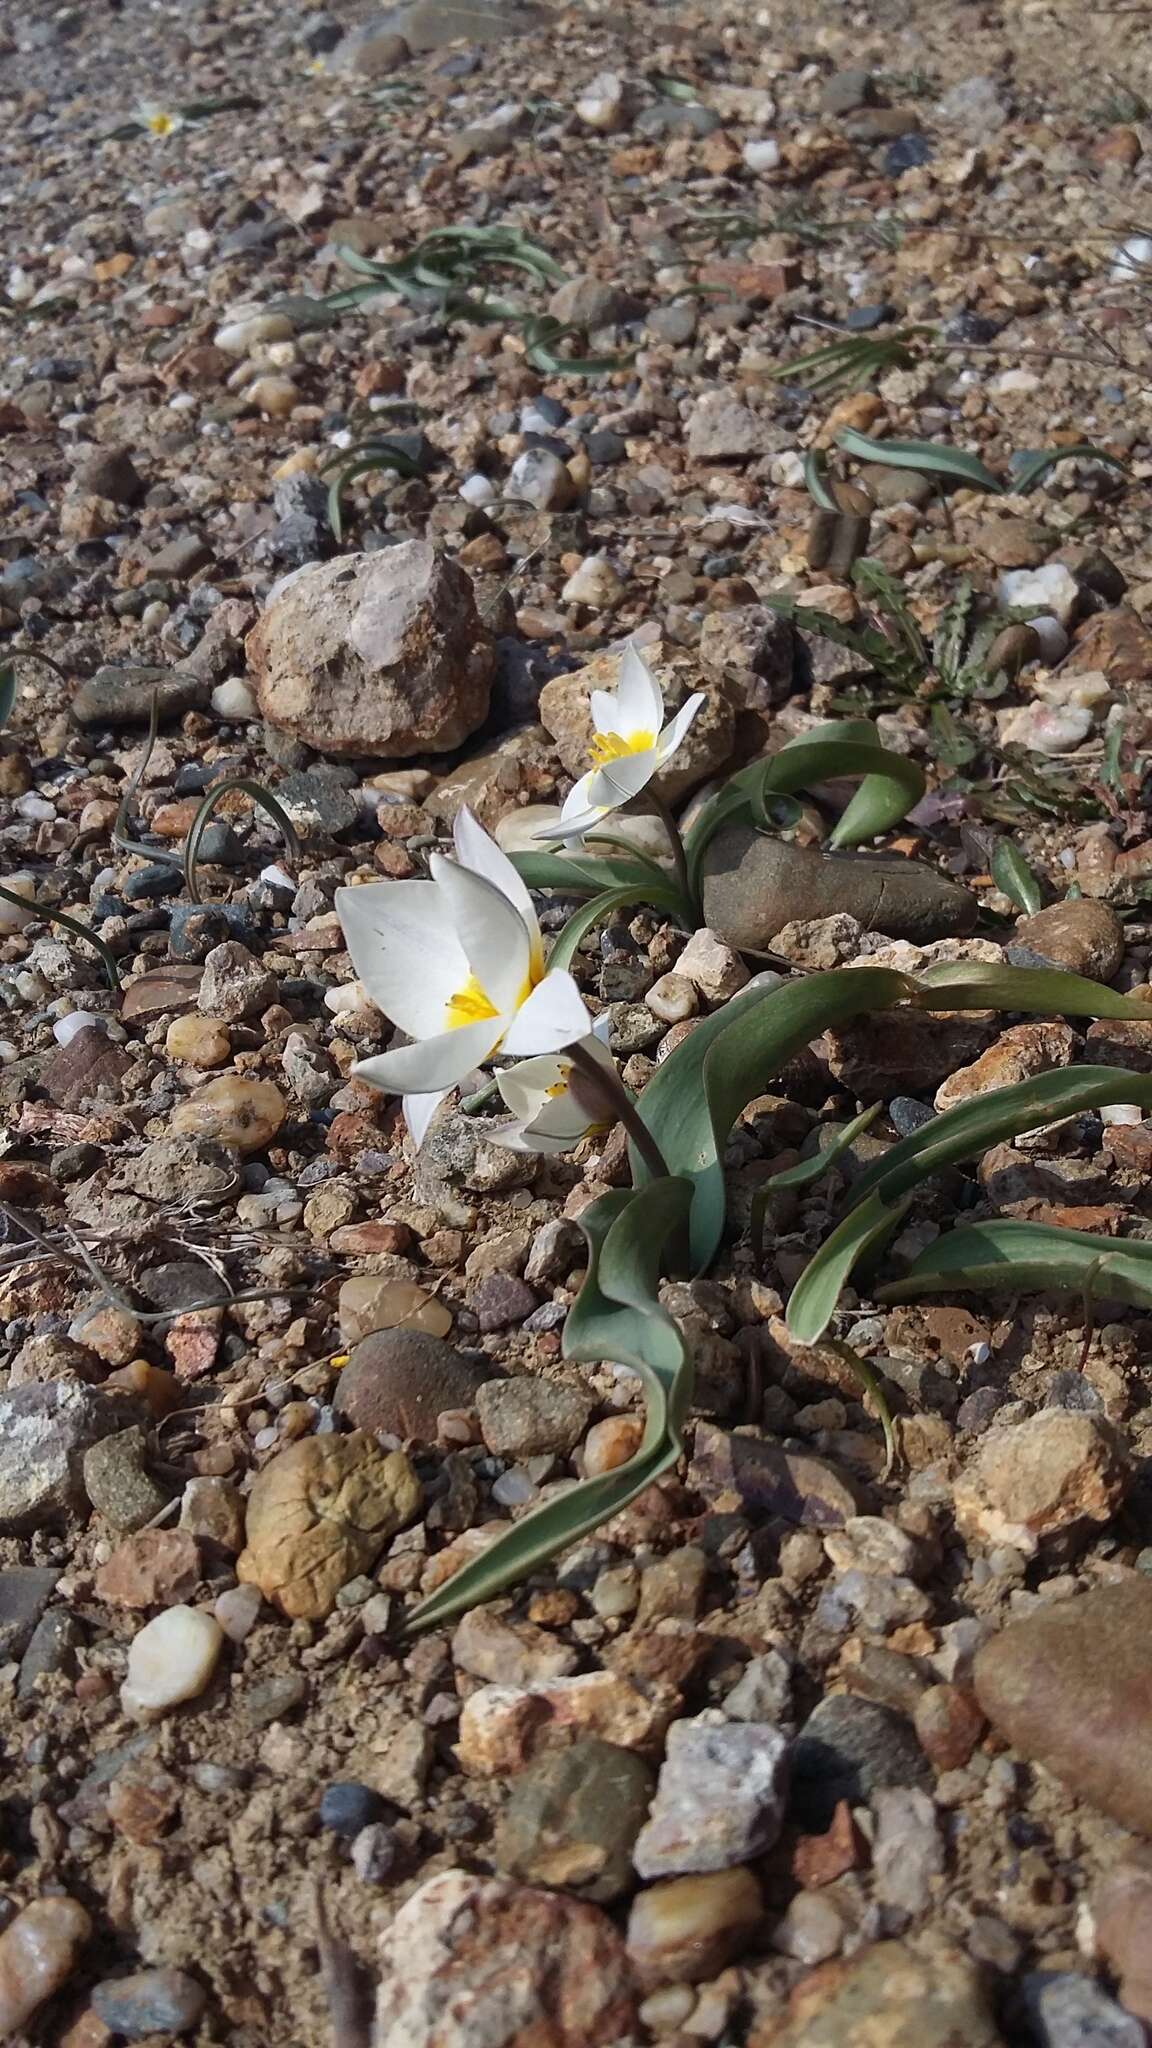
40,1029,133,1110
790,1800,867,1888
913,1684,986,1770
94,1530,201,1609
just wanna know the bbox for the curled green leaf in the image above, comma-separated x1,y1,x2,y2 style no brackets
837,427,1004,493
879,1217,1152,1310
404,1177,694,1635
0,884,120,990
990,838,1043,914
184,778,301,904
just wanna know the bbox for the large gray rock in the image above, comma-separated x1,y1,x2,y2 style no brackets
493,1739,654,1901
247,541,495,758
701,829,978,954
0,1384,141,1532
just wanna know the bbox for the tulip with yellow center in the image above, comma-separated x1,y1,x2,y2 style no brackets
492,1016,616,1153
336,808,591,1146
138,104,183,138
535,641,705,845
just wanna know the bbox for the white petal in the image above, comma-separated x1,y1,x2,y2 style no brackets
586,747,660,810
335,881,465,1037
530,1090,598,1143
613,641,664,738
532,773,609,844
655,692,706,764
452,807,542,973
589,686,623,737
587,1014,617,1058
500,971,591,1056
430,854,532,1017
352,1017,502,1096
497,1050,566,1121
403,1090,447,1147
486,1118,536,1152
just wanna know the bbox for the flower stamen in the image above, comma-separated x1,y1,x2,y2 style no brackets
445,975,500,1030
589,727,655,767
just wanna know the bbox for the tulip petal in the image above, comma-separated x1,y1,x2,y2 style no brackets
586,746,661,811
500,970,591,1056
589,687,623,737
613,641,665,737
403,1089,447,1147
655,692,706,763
335,880,465,1038
486,1119,536,1152
353,1015,502,1096
430,854,532,1017
452,807,543,973
497,1050,567,1122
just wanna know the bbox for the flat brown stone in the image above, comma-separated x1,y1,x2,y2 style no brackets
974,1581,1152,1833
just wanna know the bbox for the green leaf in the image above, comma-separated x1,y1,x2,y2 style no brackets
636,968,914,1271
1010,445,1129,494
404,1178,694,1634
762,591,922,695
769,331,919,394
906,962,1152,1020
323,442,424,541
879,1217,1152,1310
682,717,926,897
786,1189,912,1346
837,427,1003,493
0,664,16,732
990,838,1043,914
511,849,671,899
184,779,301,904
783,1059,1152,1342
852,558,929,669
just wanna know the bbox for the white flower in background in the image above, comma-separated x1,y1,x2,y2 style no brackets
137,104,184,138
493,1016,616,1153
535,642,705,843
336,808,591,1147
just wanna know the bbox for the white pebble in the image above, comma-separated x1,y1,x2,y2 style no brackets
211,677,259,720
459,473,497,506
0,873,37,933
121,1605,224,1715
259,863,295,891
743,138,781,171
1101,1103,1145,1126
14,793,55,822
998,563,1079,628
53,1012,102,1047
1027,614,1069,664
1111,235,1152,283
998,701,1092,756
215,311,295,355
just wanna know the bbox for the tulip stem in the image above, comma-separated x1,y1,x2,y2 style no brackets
643,792,698,926
567,1042,671,1184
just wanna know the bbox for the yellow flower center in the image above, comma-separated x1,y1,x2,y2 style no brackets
445,967,536,1033
445,975,500,1031
147,112,175,135
545,1067,572,1100
589,727,655,767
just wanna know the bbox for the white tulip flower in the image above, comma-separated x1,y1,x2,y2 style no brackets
535,642,705,843
492,1016,616,1153
137,104,184,138
336,808,591,1147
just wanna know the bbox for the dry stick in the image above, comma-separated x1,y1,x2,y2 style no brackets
312,1884,374,2048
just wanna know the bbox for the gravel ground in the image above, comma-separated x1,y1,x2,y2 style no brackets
4,0,1152,2041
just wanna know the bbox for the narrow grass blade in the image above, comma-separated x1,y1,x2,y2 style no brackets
751,1102,882,1268
0,886,120,990
1010,445,1128,493
803,449,839,512
404,1178,694,1634
184,779,301,904
0,664,15,730
547,880,686,973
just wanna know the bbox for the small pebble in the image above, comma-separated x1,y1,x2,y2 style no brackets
121,1605,224,1715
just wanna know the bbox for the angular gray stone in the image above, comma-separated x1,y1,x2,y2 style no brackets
1022,1972,1145,2048
91,1968,207,2037
698,604,795,711
872,1787,944,1917
493,1739,655,1902
475,1377,592,1458
0,1383,141,1532
701,829,978,953
0,1567,61,1659
117,1138,237,1205
791,1695,931,1831
83,1428,169,1532
247,539,495,758
632,1716,791,1877
197,941,276,1022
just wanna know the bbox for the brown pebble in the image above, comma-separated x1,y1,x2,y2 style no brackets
914,1683,986,1771
0,1896,92,2034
